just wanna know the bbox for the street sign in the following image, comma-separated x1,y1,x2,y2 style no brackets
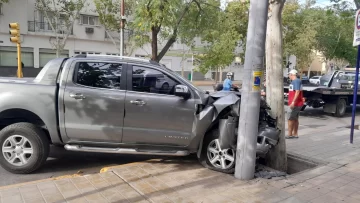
353,9,360,46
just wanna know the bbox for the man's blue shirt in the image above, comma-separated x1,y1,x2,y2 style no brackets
223,78,232,91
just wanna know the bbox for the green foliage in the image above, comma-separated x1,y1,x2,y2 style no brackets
94,0,220,62
196,0,249,74
35,0,87,56
283,0,357,70
0,0,8,3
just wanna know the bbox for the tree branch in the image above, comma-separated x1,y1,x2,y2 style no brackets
157,2,192,60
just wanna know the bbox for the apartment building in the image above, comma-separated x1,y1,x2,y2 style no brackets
0,0,244,80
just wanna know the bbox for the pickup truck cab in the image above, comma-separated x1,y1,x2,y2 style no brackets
0,55,279,174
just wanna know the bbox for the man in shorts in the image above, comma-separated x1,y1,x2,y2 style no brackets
286,69,304,139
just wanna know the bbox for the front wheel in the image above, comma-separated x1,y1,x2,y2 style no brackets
0,123,49,174
199,129,235,174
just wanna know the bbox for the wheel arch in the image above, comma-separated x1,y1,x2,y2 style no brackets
0,109,52,144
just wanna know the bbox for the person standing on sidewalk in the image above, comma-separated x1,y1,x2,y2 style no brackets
286,69,304,139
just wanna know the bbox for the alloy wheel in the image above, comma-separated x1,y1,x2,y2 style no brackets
207,139,235,170
2,135,34,166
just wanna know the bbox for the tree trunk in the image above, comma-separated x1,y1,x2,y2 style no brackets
265,0,287,172
151,26,159,62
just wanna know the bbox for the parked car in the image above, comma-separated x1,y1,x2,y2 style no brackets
309,76,321,85
0,55,280,174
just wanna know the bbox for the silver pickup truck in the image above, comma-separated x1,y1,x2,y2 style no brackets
0,55,280,174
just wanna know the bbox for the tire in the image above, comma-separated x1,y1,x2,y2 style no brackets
334,98,347,117
0,122,49,174
199,129,235,174
161,83,169,90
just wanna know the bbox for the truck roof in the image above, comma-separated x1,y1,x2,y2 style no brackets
33,54,172,85
74,54,161,66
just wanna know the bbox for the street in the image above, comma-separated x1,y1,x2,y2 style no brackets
1,104,360,187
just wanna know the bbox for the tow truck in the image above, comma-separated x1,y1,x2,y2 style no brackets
284,70,360,117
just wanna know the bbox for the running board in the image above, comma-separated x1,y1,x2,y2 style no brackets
64,144,189,156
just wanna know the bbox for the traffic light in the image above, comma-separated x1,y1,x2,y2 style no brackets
8,22,23,78
9,23,20,43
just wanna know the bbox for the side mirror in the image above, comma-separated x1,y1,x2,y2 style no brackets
174,85,190,99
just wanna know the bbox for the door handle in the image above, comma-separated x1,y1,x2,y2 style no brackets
69,93,86,100
130,100,146,106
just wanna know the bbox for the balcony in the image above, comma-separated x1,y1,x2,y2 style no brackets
28,21,73,35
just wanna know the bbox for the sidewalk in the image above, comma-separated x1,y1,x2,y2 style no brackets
2,156,360,203
2,112,360,202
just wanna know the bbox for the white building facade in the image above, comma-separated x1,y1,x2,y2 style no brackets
0,0,244,80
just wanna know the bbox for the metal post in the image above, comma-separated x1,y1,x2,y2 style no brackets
191,53,194,82
234,0,269,180
350,45,360,143
120,0,125,56
17,43,23,78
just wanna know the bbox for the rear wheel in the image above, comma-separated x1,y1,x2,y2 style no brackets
199,129,235,174
0,123,49,174
334,98,347,117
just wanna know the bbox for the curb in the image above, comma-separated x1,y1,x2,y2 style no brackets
100,162,143,173
0,173,81,190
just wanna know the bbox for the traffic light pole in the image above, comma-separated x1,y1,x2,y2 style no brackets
120,0,125,56
17,43,23,78
234,1,269,180
9,22,23,78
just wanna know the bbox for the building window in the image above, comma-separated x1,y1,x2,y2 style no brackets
81,15,99,26
39,49,68,68
135,54,146,58
0,47,34,67
106,53,119,56
75,51,101,55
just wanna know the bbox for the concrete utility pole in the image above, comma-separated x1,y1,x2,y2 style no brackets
120,0,125,56
235,0,269,180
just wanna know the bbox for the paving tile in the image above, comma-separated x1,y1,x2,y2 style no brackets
19,185,45,203
70,176,109,203
347,180,360,189
100,172,148,203
341,197,360,203
336,183,359,196
277,196,307,203
310,194,339,203
86,174,129,203
256,192,286,203
281,181,315,194
37,182,66,203
0,188,23,203
54,179,87,203
294,188,323,201
311,185,332,194
269,180,292,189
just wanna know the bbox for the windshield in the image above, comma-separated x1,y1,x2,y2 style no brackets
319,73,331,86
